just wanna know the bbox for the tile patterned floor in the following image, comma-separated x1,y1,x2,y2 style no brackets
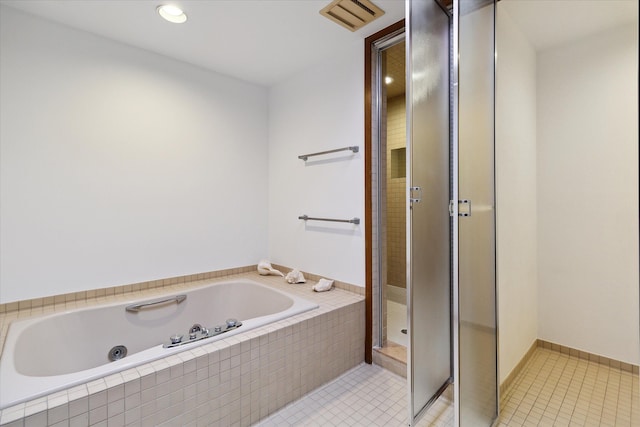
255,347,639,427
255,363,452,427
497,348,639,427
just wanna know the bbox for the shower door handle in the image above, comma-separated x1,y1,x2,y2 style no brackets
410,186,422,203
459,199,471,217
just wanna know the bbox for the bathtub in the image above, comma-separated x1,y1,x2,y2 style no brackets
0,279,318,410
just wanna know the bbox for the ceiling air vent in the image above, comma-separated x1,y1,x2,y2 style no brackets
320,0,385,32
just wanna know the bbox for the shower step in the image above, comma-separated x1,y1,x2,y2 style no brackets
373,342,407,378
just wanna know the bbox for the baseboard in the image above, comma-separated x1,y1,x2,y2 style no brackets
499,339,538,401
500,338,640,403
537,339,639,374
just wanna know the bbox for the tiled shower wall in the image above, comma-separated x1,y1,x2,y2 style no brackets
386,95,407,290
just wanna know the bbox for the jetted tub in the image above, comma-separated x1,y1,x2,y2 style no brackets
0,279,318,409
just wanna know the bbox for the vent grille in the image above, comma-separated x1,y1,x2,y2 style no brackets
320,0,385,32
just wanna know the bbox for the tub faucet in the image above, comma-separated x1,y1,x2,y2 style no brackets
189,323,204,339
163,320,242,348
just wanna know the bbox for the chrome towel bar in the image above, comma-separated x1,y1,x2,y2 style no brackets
298,146,359,161
125,294,187,312
298,215,360,225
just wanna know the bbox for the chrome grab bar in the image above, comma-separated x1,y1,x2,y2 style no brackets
298,215,360,225
125,294,187,312
298,146,359,161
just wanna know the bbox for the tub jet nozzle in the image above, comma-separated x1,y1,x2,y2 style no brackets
108,345,128,361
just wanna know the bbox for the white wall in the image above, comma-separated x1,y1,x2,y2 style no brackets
537,24,639,364
268,41,365,286
496,5,539,382
0,7,269,303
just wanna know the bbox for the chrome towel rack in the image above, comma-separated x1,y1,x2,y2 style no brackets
299,215,360,225
298,146,359,161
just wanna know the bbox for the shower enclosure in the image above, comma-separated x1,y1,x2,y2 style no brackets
406,0,452,421
376,34,409,367
455,0,498,424
368,0,497,425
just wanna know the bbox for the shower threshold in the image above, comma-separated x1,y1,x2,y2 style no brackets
373,342,407,378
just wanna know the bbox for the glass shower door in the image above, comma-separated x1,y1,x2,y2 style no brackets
456,0,498,425
406,0,452,423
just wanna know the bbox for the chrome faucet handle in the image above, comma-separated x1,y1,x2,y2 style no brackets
170,334,183,344
189,323,203,334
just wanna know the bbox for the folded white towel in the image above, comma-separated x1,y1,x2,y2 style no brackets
257,260,284,277
313,278,334,292
285,269,306,284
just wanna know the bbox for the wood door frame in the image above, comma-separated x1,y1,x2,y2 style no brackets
364,19,405,364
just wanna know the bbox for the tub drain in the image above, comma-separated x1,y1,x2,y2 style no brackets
108,345,128,361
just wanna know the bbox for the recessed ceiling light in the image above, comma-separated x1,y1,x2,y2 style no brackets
385,76,394,85
157,4,187,24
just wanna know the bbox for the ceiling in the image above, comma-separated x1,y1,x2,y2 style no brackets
378,0,637,99
501,0,638,51
2,0,636,87
0,0,406,87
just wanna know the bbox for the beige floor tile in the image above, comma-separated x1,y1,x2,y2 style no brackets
253,346,638,426
497,348,639,427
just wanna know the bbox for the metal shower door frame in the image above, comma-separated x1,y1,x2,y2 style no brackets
406,0,456,425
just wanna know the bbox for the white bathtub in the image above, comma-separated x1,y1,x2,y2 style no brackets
0,279,318,409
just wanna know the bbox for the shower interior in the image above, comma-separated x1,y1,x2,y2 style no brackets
378,39,408,362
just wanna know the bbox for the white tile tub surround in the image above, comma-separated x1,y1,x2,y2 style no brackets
0,272,365,427
1,280,319,409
